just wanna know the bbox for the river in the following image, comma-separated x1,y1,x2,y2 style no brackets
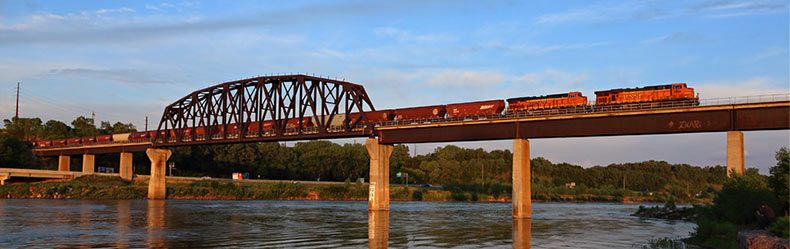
0,199,694,248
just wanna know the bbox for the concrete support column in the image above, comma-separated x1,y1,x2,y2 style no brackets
726,131,745,177
82,154,95,173
120,152,133,181
366,138,394,211
512,138,531,219
58,155,70,172
146,149,172,200
0,175,8,185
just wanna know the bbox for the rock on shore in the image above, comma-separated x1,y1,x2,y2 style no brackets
738,230,789,249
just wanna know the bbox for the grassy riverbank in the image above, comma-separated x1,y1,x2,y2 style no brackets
0,175,709,204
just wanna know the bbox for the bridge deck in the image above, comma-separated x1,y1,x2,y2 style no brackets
376,101,790,143
32,100,790,156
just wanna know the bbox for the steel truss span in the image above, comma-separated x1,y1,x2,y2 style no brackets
154,75,376,146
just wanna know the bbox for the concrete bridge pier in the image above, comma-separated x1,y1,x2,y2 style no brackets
82,154,95,173
512,138,531,219
58,155,70,171
366,138,394,211
146,149,172,200
726,131,745,177
0,174,8,185
120,152,133,180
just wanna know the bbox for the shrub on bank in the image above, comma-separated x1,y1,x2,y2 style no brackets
768,216,790,239
0,175,145,199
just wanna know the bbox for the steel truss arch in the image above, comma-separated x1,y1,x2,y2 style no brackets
153,74,376,146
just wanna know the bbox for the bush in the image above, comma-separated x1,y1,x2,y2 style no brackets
412,189,423,201
712,174,778,225
692,217,738,249
390,186,411,200
767,216,789,239
638,237,686,249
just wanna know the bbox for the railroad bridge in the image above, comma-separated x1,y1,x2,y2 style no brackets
25,74,790,219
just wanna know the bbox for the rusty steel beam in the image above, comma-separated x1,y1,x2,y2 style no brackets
377,103,790,144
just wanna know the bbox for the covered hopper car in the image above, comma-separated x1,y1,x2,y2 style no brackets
506,92,587,113
447,100,505,118
394,105,447,121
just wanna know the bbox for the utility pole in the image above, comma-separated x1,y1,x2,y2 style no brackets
15,82,19,119
145,116,148,132
91,112,95,125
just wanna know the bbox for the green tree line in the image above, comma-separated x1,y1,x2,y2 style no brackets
3,116,136,141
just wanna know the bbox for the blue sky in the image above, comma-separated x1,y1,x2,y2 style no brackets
0,0,788,173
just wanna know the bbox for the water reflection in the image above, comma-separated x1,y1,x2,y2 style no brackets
0,200,696,248
512,218,532,249
116,200,131,248
368,211,389,249
147,200,166,248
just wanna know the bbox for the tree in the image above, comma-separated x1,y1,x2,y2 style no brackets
3,117,43,140
0,133,39,168
100,121,136,134
71,116,98,137
768,147,789,214
40,120,71,139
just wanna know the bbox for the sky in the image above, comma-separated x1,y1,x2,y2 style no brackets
0,0,788,173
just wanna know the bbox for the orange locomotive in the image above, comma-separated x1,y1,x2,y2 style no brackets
506,92,587,113
595,83,697,105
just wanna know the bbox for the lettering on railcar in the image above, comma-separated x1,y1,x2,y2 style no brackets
673,120,703,129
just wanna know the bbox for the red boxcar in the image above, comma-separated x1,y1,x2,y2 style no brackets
507,92,587,112
395,105,447,121
447,100,505,118
66,138,82,145
52,139,67,147
37,140,52,148
95,135,112,143
595,83,696,105
348,110,395,123
81,136,97,144
129,131,150,140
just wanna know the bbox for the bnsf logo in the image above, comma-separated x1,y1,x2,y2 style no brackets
479,104,495,110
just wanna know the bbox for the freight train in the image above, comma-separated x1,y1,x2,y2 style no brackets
34,83,697,148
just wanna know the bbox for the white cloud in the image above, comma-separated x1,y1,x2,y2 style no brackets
695,77,790,99
490,41,609,56
373,27,456,42
96,7,135,14
641,33,690,44
426,70,504,87
748,47,785,62
516,69,589,86
536,2,650,24
690,0,788,18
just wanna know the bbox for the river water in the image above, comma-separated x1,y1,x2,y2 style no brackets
0,199,694,248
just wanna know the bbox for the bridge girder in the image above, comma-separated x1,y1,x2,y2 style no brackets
154,74,376,146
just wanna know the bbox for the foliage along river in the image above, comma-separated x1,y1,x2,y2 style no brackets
0,199,694,248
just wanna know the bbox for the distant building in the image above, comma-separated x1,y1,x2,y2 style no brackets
565,182,576,188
